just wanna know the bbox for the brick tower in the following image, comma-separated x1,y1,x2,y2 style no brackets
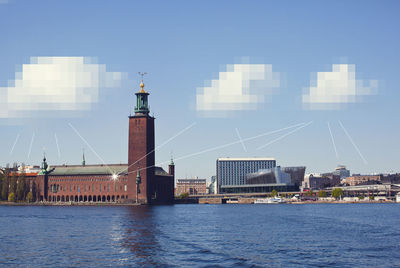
128,80,155,204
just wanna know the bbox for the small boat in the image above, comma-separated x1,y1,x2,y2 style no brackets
254,197,286,204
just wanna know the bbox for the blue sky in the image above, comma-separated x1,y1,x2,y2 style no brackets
0,0,399,180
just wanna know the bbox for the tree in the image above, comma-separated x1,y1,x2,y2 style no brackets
318,190,327,198
271,189,278,197
305,190,314,197
369,195,375,200
9,171,17,199
331,188,343,199
16,172,26,201
31,182,37,202
8,192,15,202
177,192,189,199
26,192,33,203
358,195,365,200
1,168,10,201
0,173,3,200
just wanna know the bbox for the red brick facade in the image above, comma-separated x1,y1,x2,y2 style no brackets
30,82,175,204
46,174,128,202
128,115,155,203
176,179,207,195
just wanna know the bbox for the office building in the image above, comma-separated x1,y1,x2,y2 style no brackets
216,158,276,192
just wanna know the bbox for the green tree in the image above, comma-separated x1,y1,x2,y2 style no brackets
9,172,17,198
306,190,314,197
318,190,327,198
358,195,365,200
1,168,10,201
26,192,33,203
271,189,278,197
8,192,15,202
177,192,189,199
0,173,3,199
31,182,37,202
16,172,26,201
331,188,343,199
369,195,375,200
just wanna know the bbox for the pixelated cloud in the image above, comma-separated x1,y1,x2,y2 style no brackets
302,64,378,110
196,63,280,117
0,56,123,118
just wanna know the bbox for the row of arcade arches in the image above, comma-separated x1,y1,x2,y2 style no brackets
47,195,129,202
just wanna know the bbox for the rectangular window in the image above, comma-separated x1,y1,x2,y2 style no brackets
84,185,87,192
107,184,109,192
100,184,102,192
124,185,127,192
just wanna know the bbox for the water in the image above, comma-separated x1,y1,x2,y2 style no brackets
1,204,400,267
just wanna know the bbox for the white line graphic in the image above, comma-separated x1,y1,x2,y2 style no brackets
118,122,196,175
68,123,114,174
338,120,368,165
54,133,61,158
27,132,35,159
327,122,338,159
127,122,308,175
257,121,312,150
235,128,247,152
10,133,20,155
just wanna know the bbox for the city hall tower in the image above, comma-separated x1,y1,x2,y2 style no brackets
128,80,155,203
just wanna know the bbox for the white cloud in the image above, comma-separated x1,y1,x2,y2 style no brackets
196,63,280,117
0,56,123,118
302,64,378,110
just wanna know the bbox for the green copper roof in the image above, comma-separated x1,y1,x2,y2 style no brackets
49,164,128,176
154,166,170,176
47,164,171,177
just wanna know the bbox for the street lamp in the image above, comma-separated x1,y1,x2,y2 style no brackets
136,170,141,204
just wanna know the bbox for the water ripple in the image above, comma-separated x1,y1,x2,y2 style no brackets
0,204,400,267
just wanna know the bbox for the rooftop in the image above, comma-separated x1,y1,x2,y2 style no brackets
217,157,275,161
47,164,171,177
49,164,128,176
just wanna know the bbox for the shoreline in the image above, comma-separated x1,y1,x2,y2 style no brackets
0,201,142,207
0,200,397,206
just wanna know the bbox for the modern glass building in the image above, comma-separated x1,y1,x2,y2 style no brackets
216,158,276,192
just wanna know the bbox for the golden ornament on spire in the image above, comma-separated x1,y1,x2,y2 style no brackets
139,80,146,93
138,72,148,93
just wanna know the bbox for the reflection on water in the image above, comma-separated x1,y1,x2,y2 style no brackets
1,204,400,267
121,206,161,266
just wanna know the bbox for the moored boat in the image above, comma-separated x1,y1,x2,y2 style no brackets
254,197,286,204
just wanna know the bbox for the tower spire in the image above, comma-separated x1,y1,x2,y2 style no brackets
134,72,150,115
82,149,86,166
40,152,48,174
169,153,175,177
139,80,146,93
138,72,147,93
170,152,174,166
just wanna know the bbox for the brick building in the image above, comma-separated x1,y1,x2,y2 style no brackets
175,178,207,195
301,173,339,191
34,80,175,204
343,175,381,186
